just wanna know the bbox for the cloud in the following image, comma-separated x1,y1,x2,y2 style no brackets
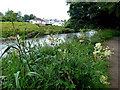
1,0,70,20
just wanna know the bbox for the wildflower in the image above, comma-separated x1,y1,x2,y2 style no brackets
48,35,52,40
93,51,100,55
95,43,101,48
100,75,110,85
79,40,84,43
95,43,102,51
17,35,20,40
58,49,62,52
64,49,67,54
104,50,112,57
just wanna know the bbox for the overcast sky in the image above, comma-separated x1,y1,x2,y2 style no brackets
1,0,70,20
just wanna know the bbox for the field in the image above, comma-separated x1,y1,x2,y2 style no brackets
1,22,74,38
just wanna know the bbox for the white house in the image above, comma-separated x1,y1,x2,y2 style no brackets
44,19,65,26
52,20,65,26
29,18,46,26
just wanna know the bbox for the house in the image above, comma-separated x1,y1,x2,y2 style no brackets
29,18,46,26
44,19,65,26
52,20,65,26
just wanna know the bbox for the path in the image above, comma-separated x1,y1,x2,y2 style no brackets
104,37,120,89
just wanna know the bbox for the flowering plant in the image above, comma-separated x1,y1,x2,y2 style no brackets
93,43,114,61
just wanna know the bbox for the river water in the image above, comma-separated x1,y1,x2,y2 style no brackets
0,30,97,57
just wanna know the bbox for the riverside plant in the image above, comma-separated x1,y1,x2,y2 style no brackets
0,33,111,89
0,15,112,88
93,43,114,61
92,42,114,85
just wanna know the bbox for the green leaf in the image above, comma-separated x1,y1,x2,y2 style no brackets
30,32,40,47
14,71,20,88
0,45,18,58
1,36,8,39
26,72,45,80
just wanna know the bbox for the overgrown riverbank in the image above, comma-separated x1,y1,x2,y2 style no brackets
0,22,93,40
1,29,120,89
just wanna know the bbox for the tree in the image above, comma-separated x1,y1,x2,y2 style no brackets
30,14,36,20
65,2,120,30
0,12,3,16
23,14,30,21
4,10,17,22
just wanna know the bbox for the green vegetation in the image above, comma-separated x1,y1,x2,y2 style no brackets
1,29,120,89
65,2,120,30
1,1,120,89
0,10,36,22
1,22,74,38
90,29,120,44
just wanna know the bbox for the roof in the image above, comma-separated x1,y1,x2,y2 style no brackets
32,17,44,21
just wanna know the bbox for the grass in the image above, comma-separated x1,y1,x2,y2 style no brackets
1,22,74,38
90,29,120,44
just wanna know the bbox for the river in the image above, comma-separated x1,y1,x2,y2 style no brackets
0,30,97,57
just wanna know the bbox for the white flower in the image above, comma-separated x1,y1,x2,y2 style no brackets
58,49,62,52
104,50,112,57
48,35,52,40
100,75,110,85
95,43,102,51
93,51,100,55
95,43,101,47
17,35,20,39
79,40,84,43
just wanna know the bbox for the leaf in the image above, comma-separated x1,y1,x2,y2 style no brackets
0,76,7,80
26,72,45,80
0,45,18,58
30,32,40,47
22,29,25,40
14,71,20,88
29,80,38,88
1,36,8,39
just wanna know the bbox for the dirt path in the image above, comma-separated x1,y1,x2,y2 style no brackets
104,37,120,89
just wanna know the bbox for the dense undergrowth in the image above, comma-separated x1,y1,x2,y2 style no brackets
1,29,119,89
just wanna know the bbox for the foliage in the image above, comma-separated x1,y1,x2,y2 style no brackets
1,22,74,38
65,2,120,30
1,10,36,22
1,32,111,89
90,29,120,44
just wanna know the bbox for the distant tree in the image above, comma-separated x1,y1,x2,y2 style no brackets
0,12,3,16
4,10,17,22
30,14,36,20
23,14,30,21
15,11,23,22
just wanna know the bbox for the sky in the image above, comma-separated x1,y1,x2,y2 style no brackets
1,0,70,20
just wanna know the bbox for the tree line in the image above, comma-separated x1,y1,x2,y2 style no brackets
0,10,36,22
65,2,120,30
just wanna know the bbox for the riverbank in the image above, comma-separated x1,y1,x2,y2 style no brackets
1,29,120,89
1,22,92,41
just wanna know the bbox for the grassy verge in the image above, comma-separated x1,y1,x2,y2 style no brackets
1,29,120,89
90,29,120,44
1,22,75,38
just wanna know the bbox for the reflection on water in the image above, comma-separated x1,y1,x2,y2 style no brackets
0,30,97,57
